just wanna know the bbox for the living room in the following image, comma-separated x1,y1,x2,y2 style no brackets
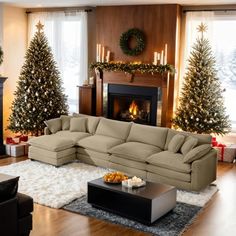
0,0,236,236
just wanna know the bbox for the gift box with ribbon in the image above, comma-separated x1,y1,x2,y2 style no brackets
5,142,29,157
213,143,236,163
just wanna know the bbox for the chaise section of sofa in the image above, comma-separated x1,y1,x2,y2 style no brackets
29,114,217,191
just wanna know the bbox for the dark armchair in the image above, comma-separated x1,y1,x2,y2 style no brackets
0,174,33,236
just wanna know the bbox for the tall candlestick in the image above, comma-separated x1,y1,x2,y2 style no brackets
157,53,160,61
106,50,110,62
154,52,158,65
160,50,164,65
101,46,105,63
164,43,168,65
96,44,99,62
98,44,101,62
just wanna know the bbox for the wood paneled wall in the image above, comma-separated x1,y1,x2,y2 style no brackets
96,4,182,127
96,4,181,65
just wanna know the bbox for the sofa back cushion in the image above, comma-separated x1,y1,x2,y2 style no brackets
183,144,212,163
168,134,185,153
164,129,212,150
44,118,62,134
60,115,72,130
73,113,100,134
180,136,198,156
127,123,168,149
95,118,131,140
70,117,87,132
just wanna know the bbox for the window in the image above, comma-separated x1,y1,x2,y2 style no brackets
28,11,88,113
184,11,236,132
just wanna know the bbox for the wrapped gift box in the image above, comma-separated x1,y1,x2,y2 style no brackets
5,142,29,157
213,144,236,163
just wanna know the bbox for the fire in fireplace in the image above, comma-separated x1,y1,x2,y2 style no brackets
106,84,159,126
114,98,151,124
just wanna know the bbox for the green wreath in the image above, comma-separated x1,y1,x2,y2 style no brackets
0,46,3,66
120,28,145,56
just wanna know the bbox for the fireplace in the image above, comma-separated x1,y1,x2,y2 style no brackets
106,84,160,126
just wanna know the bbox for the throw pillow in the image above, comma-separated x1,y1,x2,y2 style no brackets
0,174,19,202
168,134,185,153
44,118,62,134
180,136,198,156
60,115,72,130
70,117,87,132
183,144,212,163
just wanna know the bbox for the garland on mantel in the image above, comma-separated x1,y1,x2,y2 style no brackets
90,62,175,75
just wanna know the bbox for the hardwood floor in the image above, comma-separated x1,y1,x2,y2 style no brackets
0,156,235,236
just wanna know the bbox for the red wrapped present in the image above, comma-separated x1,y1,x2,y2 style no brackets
20,135,28,142
211,137,218,147
6,137,13,144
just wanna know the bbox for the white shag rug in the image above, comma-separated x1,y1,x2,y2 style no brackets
0,160,218,209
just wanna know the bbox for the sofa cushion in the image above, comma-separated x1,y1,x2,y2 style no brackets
77,147,110,161
44,118,62,134
164,129,212,150
60,115,72,130
70,117,87,132
127,123,168,149
168,134,185,153
146,165,191,182
183,144,212,163
78,134,124,153
30,146,76,159
147,151,191,173
180,136,198,156
28,135,74,152
109,142,162,163
54,130,91,143
109,155,147,170
73,113,100,134
95,118,131,140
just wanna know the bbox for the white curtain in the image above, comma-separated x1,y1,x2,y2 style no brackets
28,11,88,113
182,11,236,132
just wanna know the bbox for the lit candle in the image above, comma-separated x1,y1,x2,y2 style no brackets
101,46,105,63
98,44,101,62
106,50,110,62
96,44,99,62
157,53,160,61
160,50,164,65
164,43,168,65
153,52,158,65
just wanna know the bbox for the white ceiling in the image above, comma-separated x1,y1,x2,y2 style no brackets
2,0,236,8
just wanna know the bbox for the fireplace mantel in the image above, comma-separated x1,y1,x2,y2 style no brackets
95,70,173,127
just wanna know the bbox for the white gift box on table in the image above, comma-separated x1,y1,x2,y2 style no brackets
5,142,29,157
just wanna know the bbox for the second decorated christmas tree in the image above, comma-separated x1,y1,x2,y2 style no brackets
173,23,231,135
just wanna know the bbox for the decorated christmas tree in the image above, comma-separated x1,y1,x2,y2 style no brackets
173,23,231,135
8,22,68,135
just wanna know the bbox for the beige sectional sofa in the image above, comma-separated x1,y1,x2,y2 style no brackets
28,114,217,191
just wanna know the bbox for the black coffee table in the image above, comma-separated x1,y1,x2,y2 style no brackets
88,177,176,225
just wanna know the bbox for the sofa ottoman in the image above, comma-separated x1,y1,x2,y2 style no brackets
28,135,76,166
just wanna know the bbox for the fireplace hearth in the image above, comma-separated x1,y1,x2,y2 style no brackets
106,84,159,126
